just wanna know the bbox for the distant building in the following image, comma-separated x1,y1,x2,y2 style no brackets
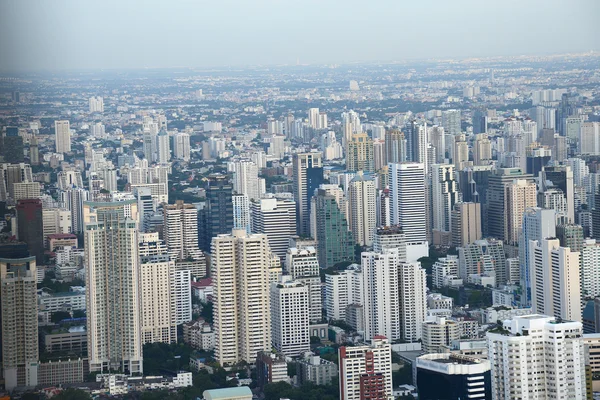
296,354,338,386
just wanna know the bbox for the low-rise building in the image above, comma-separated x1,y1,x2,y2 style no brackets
42,326,87,353
255,351,289,388
39,290,86,313
296,354,338,386
182,319,215,351
191,278,213,302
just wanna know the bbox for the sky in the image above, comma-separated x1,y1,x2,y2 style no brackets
0,0,599,72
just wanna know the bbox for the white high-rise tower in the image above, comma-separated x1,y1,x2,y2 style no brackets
55,120,71,153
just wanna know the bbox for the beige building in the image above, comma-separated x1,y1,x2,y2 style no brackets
451,202,482,248
473,133,492,166
13,181,41,201
505,179,537,246
348,172,377,247
211,230,272,366
453,134,469,171
163,201,203,262
55,120,71,153
346,133,374,173
422,317,461,354
1,255,39,390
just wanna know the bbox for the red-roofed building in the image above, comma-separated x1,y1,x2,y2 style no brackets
191,278,213,302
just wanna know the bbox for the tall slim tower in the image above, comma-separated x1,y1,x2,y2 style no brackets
431,164,460,234
163,200,203,261
348,172,377,247
1,254,38,390
250,197,297,259
504,179,537,246
346,133,374,173
199,174,234,251
385,129,407,164
292,152,323,237
54,120,71,154
16,199,44,265
270,277,310,357
156,128,170,163
211,230,272,366
286,247,322,323
84,200,143,374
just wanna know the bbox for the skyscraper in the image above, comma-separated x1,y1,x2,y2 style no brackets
200,174,234,251
61,187,89,234
504,179,537,246
163,200,203,261
16,198,44,265
348,172,377,247
442,109,461,136
346,133,374,173
292,152,323,237
173,132,191,162
384,129,407,164
89,96,104,113
398,262,427,341
286,247,322,323
54,120,71,154
211,230,271,366
1,254,38,390
228,159,263,201
156,128,171,163
473,133,492,166
450,202,482,248
313,188,354,268
232,193,251,233
84,200,143,374
430,164,460,234
250,197,297,259
270,277,310,357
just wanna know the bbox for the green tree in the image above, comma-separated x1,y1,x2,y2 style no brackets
200,301,214,323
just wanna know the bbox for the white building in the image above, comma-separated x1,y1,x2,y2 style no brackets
85,201,143,374
173,132,191,162
228,159,264,201
232,194,251,233
60,187,89,234
398,262,427,342
582,238,600,299
529,238,581,322
55,120,71,153
250,197,296,259
89,96,104,113
338,337,393,400
163,201,203,261
211,230,272,365
432,255,460,288
270,277,310,357
42,208,72,246
430,164,459,234
348,172,377,247
286,247,322,323
427,293,453,310
487,315,585,400
325,266,363,321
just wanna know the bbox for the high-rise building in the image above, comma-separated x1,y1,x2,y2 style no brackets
389,163,428,260
399,262,427,341
442,109,461,136
313,188,354,268
286,247,322,323
384,129,407,164
42,208,72,247
211,230,272,365
504,179,537,246
431,164,460,234
473,133,492,166
250,197,297,259
458,239,506,284
421,317,461,354
173,132,191,162
540,165,575,223
1,127,24,164
84,200,143,374
270,277,310,357
487,315,585,400
487,168,533,241
138,233,177,344
60,187,89,234
581,239,600,299
1,254,38,390
338,337,393,400
530,238,581,322
406,120,428,164
348,172,377,247
346,133,374,173
157,129,170,163
228,159,263,202
232,194,251,233
325,266,363,321
453,134,469,171
432,255,460,288
163,201,203,262
376,188,391,228
16,199,44,265
427,125,446,164
199,174,234,252
519,208,556,307
450,202,482,248
54,120,71,154
292,152,323,237
417,353,491,400
89,96,104,113
0,162,33,201
361,249,401,341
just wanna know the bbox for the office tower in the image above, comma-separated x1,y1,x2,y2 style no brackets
557,223,584,252
519,208,556,307
541,165,575,223
156,129,170,163
143,131,158,162
270,277,310,357
384,129,407,164
211,230,271,365
16,199,44,265
406,120,428,164
134,187,155,231
286,247,322,323
250,197,297,259
325,266,363,321
60,187,89,234
361,248,401,341
346,133,374,173
228,159,263,201
29,135,39,165
199,174,234,251
472,109,488,135
566,116,583,141
453,134,469,171
431,255,460,288
376,188,391,228
338,337,392,400
399,262,427,341
417,353,491,400
172,132,191,161
348,172,376,247
487,315,585,400
1,254,38,390
372,139,386,171
1,127,24,163
473,133,492,166
292,152,323,237
530,238,581,322
581,239,600,299
458,239,505,283
84,200,143,374
442,109,461,136
232,194,251,233
450,202,482,248
138,233,177,344
431,164,459,234
487,168,532,241
164,201,204,261
526,146,552,176
313,188,354,268
54,120,71,153
427,125,446,163
504,179,537,246
373,225,406,256
89,96,104,113
389,163,427,259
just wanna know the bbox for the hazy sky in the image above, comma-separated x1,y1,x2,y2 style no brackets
1,0,599,72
